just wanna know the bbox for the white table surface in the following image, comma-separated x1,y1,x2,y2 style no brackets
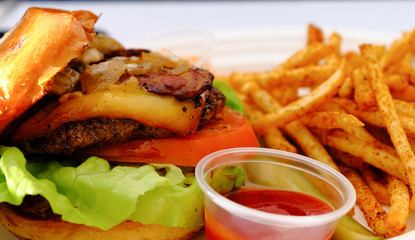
0,1,414,46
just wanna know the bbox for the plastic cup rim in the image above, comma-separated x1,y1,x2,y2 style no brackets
195,147,357,227
130,28,215,67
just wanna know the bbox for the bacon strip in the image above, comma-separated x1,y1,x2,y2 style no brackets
136,68,214,101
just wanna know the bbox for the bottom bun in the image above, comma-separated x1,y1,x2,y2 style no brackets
0,203,202,240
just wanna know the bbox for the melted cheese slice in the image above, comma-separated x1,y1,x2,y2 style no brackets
12,77,204,142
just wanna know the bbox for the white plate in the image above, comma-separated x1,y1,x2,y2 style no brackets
1,27,414,239
210,26,400,75
196,26,414,240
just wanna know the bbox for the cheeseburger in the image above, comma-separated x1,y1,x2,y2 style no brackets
0,8,258,240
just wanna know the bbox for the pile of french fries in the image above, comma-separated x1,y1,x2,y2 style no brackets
221,24,415,238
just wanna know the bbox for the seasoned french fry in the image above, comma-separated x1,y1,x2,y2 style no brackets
326,130,408,183
269,85,299,106
299,111,364,129
329,148,365,170
361,44,415,209
241,81,278,112
265,59,347,126
283,120,339,170
226,26,415,238
393,99,415,118
316,100,374,142
307,24,323,45
238,94,283,142
380,29,415,70
401,54,415,85
338,76,354,98
345,51,365,69
343,126,378,143
391,84,415,102
325,32,341,66
274,65,338,87
316,98,346,112
241,81,337,169
334,98,384,125
339,165,388,237
385,174,410,238
227,71,260,90
334,98,415,138
384,74,409,92
261,127,298,153
360,165,390,206
329,32,341,55
239,82,298,152
243,108,271,135
372,45,387,60
275,42,334,70
383,54,415,81
320,100,376,142
408,137,415,153
230,64,338,90
248,65,338,89
352,67,377,110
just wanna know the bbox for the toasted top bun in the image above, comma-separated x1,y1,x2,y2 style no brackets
0,8,97,134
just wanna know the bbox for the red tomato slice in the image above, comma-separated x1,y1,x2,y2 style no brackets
81,107,259,166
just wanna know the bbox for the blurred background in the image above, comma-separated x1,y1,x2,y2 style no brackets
0,0,414,45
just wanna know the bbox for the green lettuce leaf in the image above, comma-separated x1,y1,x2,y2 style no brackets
205,166,245,195
213,80,244,114
0,146,204,230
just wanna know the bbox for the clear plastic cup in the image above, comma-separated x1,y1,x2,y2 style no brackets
128,29,215,68
195,147,356,240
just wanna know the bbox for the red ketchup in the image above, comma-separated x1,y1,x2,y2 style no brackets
205,187,334,240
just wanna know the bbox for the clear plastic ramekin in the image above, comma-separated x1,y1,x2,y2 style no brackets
128,28,215,68
195,147,356,240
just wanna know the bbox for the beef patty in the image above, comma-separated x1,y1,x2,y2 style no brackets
12,195,59,221
19,87,225,155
